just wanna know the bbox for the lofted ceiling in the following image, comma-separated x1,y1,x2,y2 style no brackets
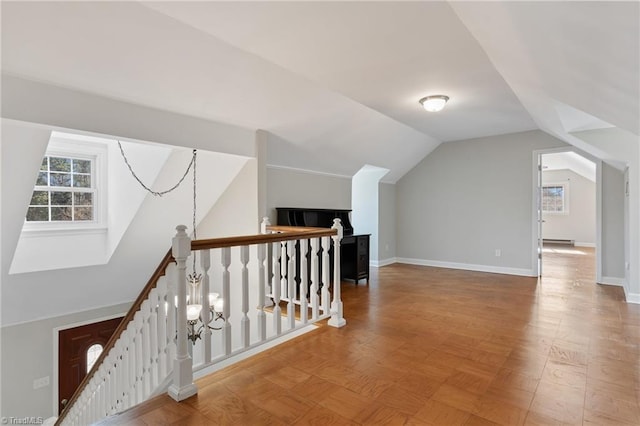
1,1,637,182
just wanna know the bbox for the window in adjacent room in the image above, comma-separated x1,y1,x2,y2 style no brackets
542,183,568,214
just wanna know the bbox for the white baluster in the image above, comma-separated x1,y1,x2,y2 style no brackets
105,356,113,414
221,247,232,355
93,379,100,421
200,249,212,364
168,225,197,401
114,338,124,412
321,236,331,315
299,239,309,324
110,341,119,413
165,262,177,368
261,217,274,308
310,238,320,320
148,290,159,391
240,245,250,348
121,329,130,409
280,241,288,301
329,219,347,327
272,241,282,334
287,240,296,329
87,382,95,423
128,322,138,407
134,312,144,404
104,355,114,418
156,277,168,381
257,243,267,341
140,300,152,399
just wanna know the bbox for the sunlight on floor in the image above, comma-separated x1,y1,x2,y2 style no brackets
542,246,587,255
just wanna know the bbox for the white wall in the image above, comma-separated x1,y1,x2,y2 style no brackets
265,166,352,224
396,130,566,275
601,163,625,281
378,183,397,265
198,160,259,238
351,166,389,262
541,169,595,246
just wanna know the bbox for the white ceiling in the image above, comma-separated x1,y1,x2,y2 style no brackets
542,151,596,183
1,1,637,182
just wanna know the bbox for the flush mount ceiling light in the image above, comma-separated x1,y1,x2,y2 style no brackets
419,95,449,112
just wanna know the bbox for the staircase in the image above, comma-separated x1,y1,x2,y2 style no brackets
56,218,345,425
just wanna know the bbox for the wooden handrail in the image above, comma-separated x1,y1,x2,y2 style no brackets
56,249,175,425
190,226,337,251
57,225,336,424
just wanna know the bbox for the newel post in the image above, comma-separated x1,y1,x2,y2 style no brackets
328,219,346,327
168,225,198,401
260,216,270,234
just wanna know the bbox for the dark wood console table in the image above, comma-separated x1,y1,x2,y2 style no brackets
276,207,370,283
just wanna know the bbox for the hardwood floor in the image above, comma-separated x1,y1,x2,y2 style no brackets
98,246,639,425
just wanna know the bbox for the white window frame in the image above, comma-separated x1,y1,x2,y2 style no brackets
542,182,569,215
22,136,108,234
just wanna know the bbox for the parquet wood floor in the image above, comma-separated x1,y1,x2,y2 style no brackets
97,246,639,425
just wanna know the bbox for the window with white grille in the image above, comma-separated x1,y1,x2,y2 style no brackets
542,184,568,213
27,155,96,222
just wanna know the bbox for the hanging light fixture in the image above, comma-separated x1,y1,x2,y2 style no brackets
419,95,449,112
117,142,225,344
184,149,225,343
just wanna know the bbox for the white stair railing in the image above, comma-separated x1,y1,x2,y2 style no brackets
187,218,346,376
57,219,346,425
57,253,178,425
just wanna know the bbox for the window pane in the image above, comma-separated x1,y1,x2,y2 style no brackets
40,157,48,171
36,171,49,186
30,191,49,205
86,344,103,373
49,157,71,172
542,186,564,212
73,159,91,174
51,206,72,221
74,192,93,206
51,191,72,205
50,173,71,187
74,207,93,221
73,174,91,188
26,207,48,221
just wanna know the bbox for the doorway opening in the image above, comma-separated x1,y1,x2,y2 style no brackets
533,148,600,280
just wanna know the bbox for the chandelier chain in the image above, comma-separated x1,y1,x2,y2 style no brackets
191,148,199,277
117,141,196,197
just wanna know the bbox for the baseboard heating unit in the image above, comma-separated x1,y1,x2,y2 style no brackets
543,239,575,246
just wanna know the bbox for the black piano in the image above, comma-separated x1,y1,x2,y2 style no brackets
276,207,369,283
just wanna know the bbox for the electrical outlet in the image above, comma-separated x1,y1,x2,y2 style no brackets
33,376,50,389
495,249,501,257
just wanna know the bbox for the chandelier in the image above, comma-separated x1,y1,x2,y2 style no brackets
117,141,226,344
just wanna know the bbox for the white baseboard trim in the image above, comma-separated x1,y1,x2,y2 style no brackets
396,257,535,277
574,242,596,248
371,258,397,267
626,292,640,304
599,276,625,286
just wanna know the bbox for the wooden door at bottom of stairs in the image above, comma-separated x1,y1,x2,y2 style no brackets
58,316,123,414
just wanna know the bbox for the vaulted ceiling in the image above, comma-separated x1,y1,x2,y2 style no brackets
2,1,637,182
